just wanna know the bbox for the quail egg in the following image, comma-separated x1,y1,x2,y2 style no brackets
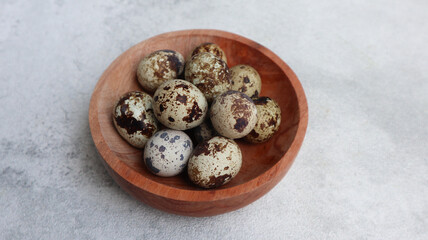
112,91,159,148
210,90,258,139
230,64,262,98
184,52,230,102
144,129,193,177
188,118,217,144
137,50,185,93
189,42,227,63
244,97,282,143
153,79,208,130
188,136,242,188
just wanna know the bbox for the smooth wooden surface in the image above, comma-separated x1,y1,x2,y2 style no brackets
89,29,308,216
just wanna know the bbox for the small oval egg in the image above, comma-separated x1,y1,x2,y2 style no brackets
137,50,185,93
153,79,208,130
112,91,159,148
244,97,282,143
189,42,227,63
144,129,193,177
188,118,217,144
188,136,242,188
184,52,230,102
230,64,262,98
210,90,258,139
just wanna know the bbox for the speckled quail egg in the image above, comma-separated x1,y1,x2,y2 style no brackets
137,50,185,93
188,118,217,144
144,129,193,177
153,79,208,130
184,52,230,102
230,64,262,98
244,97,282,143
189,42,227,63
112,91,159,148
210,90,258,139
188,136,242,188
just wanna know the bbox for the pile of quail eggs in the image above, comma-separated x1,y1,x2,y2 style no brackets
112,43,282,189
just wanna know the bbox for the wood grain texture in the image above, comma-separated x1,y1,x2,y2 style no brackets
89,29,308,216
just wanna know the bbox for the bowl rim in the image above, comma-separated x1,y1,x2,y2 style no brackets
89,29,308,202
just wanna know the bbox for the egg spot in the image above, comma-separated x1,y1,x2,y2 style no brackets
166,53,184,72
249,130,259,138
268,117,277,127
145,157,160,173
234,118,248,132
253,97,269,105
159,146,166,152
238,85,247,93
174,84,189,90
176,94,187,104
208,174,232,188
182,102,203,123
183,140,191,148
192,141,210,156
251,90,259,98
115,111,155,136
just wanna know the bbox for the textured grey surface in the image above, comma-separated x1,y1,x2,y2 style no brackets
1,0,427,239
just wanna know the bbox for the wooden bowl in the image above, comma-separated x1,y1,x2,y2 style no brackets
89,29,308,217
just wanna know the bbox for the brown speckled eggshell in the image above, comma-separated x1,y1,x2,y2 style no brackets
188,118,218,144
112,91,159,148
244,97,282,143
137,50,185,93
188,136,242,189
184,52,230,102
210,90,258,139
230,64,262,98
153,79,208,130
189,42,228,63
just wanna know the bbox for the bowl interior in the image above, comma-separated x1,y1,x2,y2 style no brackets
95,32,300,191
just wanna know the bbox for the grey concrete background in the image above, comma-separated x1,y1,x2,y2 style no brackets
1,0,427,239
